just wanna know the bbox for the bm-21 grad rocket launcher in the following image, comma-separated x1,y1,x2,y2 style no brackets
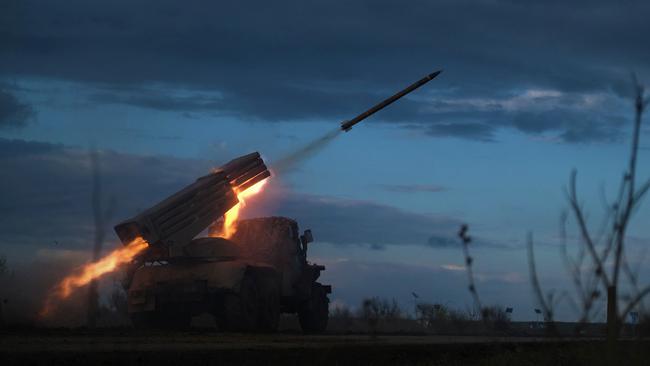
114,152,270,257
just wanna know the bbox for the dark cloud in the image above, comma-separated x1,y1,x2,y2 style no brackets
514,110,626,143
88,91,223,113
0,139,461,259
423,122,496,142
0,89,35,128
2,0,648,142
0,138,60,157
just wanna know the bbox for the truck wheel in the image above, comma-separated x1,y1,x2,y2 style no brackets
218,272,259,332
257,276,281,332
298,283,329,333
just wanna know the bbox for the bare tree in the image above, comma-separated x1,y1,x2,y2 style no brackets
568,77,650,348
359,297,402,334
458,225,482,312
330,305,353,332
458,224,515,334
527,78,650,352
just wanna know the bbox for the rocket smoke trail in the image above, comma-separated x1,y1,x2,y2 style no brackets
271,70,441,174
271,128,341,174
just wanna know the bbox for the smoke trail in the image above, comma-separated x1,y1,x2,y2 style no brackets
271,128,341,174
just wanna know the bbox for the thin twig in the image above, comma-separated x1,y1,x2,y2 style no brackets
527,233,555,326
613,77,645,287
567,171,611,288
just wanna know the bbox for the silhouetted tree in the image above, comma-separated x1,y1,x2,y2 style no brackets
565,77,650,349
528,77,650,354
458,225,482,312
481,305,511,332
330,305,353,332
359,297,402,334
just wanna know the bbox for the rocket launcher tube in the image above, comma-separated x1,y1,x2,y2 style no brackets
114,152,270,254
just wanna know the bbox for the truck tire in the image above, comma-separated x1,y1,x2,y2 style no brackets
217,272,260,332
298,282,329,333
257,275,281,332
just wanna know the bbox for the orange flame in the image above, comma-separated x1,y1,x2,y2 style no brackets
40,236,149,317
213,179,267,239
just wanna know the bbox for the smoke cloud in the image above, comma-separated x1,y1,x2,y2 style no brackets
0,256,129,327
271,128,341,174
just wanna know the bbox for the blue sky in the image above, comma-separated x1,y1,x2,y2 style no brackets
2,0,650,322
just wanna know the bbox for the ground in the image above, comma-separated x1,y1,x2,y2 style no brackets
1,329,649,365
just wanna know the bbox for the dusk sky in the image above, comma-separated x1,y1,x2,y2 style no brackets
2,0,650,322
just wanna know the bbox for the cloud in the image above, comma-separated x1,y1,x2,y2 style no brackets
440,263,465,271
0,89,35,128
409,89,631,143
88,90,224,113
2,0,648,142
423,122,496,142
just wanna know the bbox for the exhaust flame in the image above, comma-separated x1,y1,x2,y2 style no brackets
213,179,267,239
40,236,149,317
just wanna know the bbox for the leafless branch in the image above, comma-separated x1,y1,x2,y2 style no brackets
612,76,645,287
567,171,611,288
527,233,555,326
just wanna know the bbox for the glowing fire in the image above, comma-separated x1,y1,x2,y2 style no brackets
213,179,267,239
40,236,149,317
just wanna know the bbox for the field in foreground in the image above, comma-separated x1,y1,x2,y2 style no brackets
1,329,649,365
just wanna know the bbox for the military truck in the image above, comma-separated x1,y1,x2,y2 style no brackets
125,217,330,332
115,153,330,332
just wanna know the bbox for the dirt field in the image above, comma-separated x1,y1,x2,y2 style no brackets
1,329,649,365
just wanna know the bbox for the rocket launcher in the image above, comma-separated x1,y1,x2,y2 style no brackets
114,152,270,255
